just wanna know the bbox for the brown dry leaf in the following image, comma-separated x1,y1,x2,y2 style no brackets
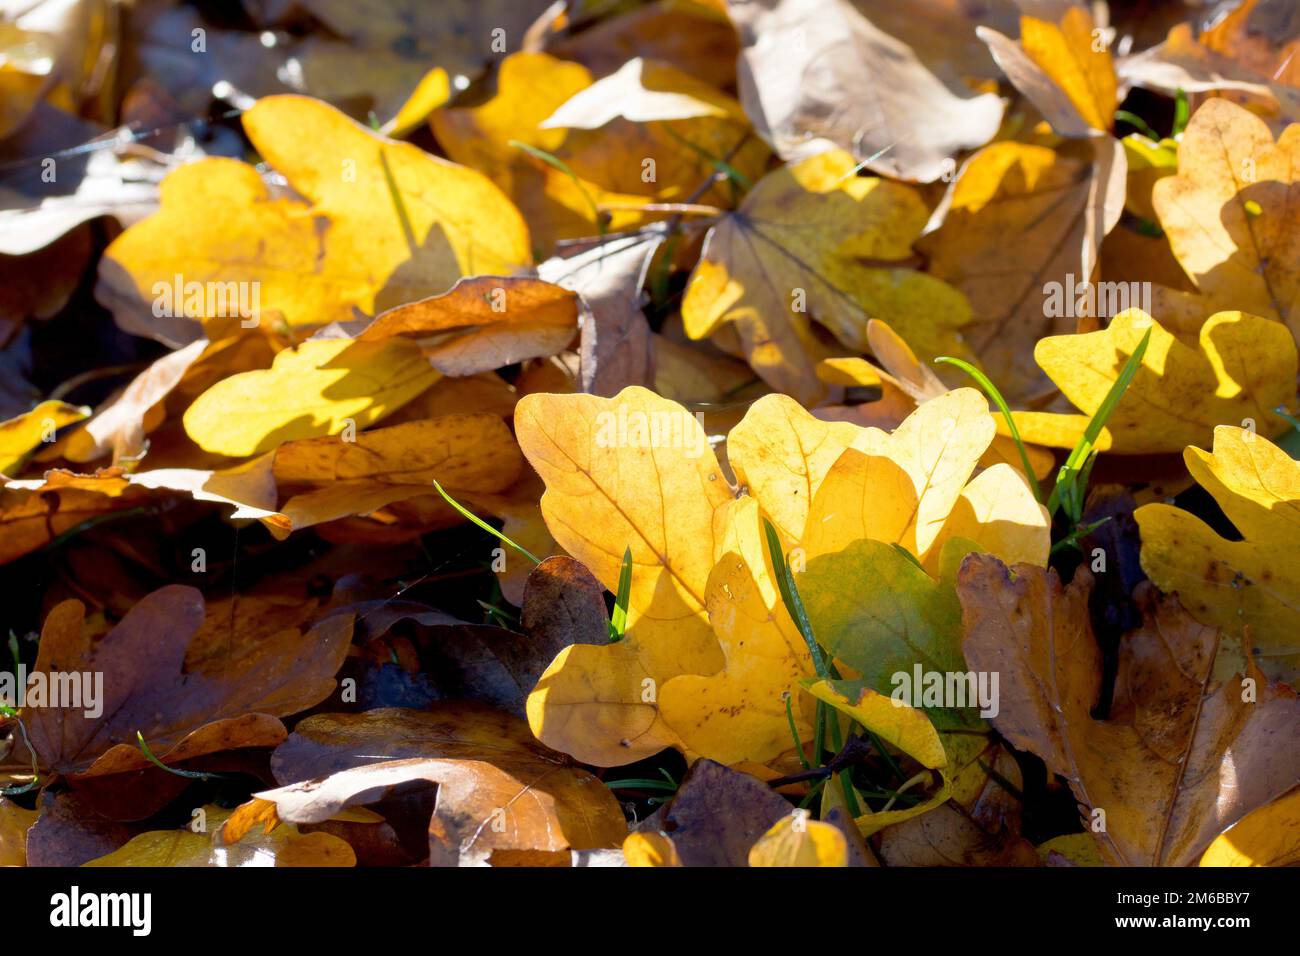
877,743,1038,866
919,138,1126,402
264,413,523,534
551,0,739,89
23,792,136,867
1118,15,1300,125
726,0,1004,182
0,798,38,866
647,759,792,867
18,586,352,780
60,340,207,465
520,556,611,655
0,470,141,565
958,555,1300,866
358,275,580,376
230,704,626,867
537,226,668,396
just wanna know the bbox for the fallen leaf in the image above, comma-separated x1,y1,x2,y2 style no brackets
83,806,356,867
1011,309,1297,454
959,554,1300,866
683,149,974,402
979,6,1117,135
21,586,352,780
516,386,730,764
1135,426,1300,683
726,0,1004,181
919,139,1127,402
0,400,87,474
358,275,579,375
648,759,792,867
231,704,626,867
1151,98,1300,338
747,815,847,867
183,338,440,457
100,95,532,334
1199,787,1300,867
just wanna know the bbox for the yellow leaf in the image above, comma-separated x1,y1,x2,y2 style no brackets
748,816,848,867
682,150,973,403
1153,98,1300,336
516,386,731,764
804,679,947,770
268,414,523,533
102,96,531,332
381,67,450,138
1019,7,1117,132
1200,787,1300,867
1136,426,1300,682
523,388,1049,768
0,400,87,474
659,500,815,765
622,831,682,867
83,806,356,867
725,394,863,543
1011,309,1296,454
183,338,439,457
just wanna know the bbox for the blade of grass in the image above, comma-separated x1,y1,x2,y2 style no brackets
1047,326,1152,521
1115,109,1160,141
762,517,827,678
603,778,679,792
434,480,542,564
761,517,859,815
785,693,812,771
509,140,604,230
136,732,223,781
609,546,633,642
1172,88,1190,136
935,356,1043,503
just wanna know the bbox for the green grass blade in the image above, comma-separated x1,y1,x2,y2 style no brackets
509,140,604,228
434,480,542,565
761,517,828,679
1115,109,1160,141
136,732,223,781
935,356,1043,503
1049,326,1152,520
1172,88,1190,136
609,546,633,642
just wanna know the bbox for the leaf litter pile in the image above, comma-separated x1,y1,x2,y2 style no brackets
1,0,1299,870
